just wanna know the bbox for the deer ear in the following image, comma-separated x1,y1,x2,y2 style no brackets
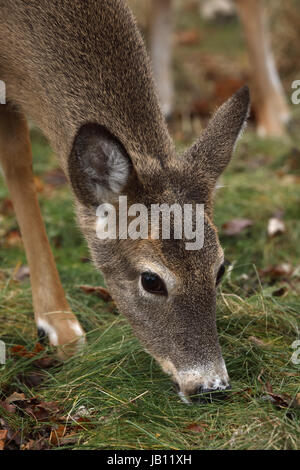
68,123,132,206
186,86,250,185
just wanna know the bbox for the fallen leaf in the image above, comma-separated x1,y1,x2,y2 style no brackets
268,217,286,237
258,372,299,410
0,418,21,449
19,372,46,388
0,400,16,414
272,286,288,297
0,198,14,216
11,344,32,358
175,29,201,45
6,392,26,404
259,263,293,281
0,430,7,450
222,218,253,236
80,285,113,302
21,437,50,450
11,342,45,359
187,422,209,433
261,392,294,409
13,265,30,281
25,400,62,422
5,229,23,247
33,176,44,193
248,336,269,348
49,425,67,446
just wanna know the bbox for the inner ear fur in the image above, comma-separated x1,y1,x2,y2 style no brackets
68,123,133,207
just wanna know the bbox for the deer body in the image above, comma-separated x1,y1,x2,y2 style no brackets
0,0,249,402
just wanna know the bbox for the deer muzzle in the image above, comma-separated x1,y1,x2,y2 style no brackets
159,357,230,404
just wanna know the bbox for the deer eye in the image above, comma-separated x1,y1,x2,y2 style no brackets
141,272,167,296
216,264,226,286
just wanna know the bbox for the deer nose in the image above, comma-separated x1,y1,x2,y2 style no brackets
189,384,232,404
172,362,231,404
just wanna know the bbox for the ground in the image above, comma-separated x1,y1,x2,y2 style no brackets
0,2,300,450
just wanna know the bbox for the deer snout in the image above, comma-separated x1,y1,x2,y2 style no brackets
157,357,230,404
173,362,230,404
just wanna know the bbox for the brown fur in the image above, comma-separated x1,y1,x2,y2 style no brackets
0,0,250,400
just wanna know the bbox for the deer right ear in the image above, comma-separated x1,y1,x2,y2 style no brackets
68,123,132,207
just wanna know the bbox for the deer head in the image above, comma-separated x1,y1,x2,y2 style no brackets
68,86,250,403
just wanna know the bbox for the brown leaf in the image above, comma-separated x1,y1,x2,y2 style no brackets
176,29,201,45
73,416,92,431
0,400,16,414
49,424,67,446
259,263,293,281
21,439,36,451
5,229,23,247
222,218,253,236
25,400,62,422
272,286,288,297
0,418,21,448
6,392,26,404
80,285,113,302
11,342,45,359
20,372,46,388
262,392,294,409
11,344,32,358
258,372,299,409
0,430,8,450
0,198,14,216
21,437,50,450
248,336,269,348
33,176,44,193
13,265,30,282
33,356,56,369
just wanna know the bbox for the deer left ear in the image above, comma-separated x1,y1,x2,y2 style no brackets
185,86,250,185
68,123,132,207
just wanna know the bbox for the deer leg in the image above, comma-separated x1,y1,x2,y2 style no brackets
150,0,174,118
0,104,85,357
235,0,290,137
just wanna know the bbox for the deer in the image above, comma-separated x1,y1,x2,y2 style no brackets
0,0,250,403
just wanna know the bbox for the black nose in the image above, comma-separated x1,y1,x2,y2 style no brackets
190,385,232,404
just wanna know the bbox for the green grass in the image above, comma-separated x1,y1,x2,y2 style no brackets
0,127,299,450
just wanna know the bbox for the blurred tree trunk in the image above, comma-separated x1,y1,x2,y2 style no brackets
150,0,174,118
235,0,290,137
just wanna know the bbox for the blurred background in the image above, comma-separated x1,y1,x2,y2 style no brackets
130,0,300,142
